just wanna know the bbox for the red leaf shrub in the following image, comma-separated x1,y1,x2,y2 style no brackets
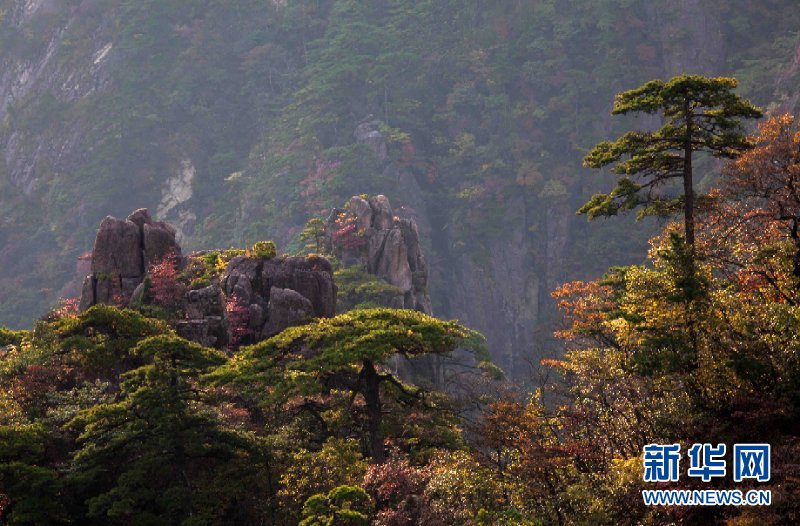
45,297,80,321
332,213,366,250
148,252,184,309
363,452,431,526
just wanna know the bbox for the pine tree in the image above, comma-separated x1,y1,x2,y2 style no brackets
581,75,762,246
67,335,269,525
213,308,489,463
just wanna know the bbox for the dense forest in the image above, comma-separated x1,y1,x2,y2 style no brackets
3,0,800,370
2,1,800,524
1,106,799,523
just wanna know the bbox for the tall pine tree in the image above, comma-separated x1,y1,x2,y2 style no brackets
580,75,762,246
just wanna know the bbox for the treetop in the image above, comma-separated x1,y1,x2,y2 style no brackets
612,75,761,120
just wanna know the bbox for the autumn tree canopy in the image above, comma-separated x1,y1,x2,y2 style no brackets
720,114,800,285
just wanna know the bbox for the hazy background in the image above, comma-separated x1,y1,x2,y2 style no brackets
2,0,799,372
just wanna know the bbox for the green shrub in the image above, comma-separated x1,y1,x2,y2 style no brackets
0,327,25,347
334,266,404,312
181,249,247,289
54,305,171,375
252,241,277,259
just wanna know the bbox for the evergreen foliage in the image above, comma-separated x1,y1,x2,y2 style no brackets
581,75,762,245
214,308,487,463
299,485,373,526
65,336,266,524
0,302,496,524
0,114,799,524
252,240,278,259
299,218,327,255
333,267,405,312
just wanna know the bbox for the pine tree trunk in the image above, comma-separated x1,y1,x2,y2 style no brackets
791,219,800,279
361,359,385,463
684,101,695,247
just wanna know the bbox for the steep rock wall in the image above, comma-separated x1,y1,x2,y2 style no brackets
79,208,180,310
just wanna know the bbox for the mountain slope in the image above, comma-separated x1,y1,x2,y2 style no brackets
2,0,799,371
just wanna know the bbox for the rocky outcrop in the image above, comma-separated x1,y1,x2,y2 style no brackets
176,285,229,348
354,117,388,162
79,209,181,310
156,158,198,242
223,254,336,339
78,209,336,348
262,287,315,338
326,195,432,315
5,0,798,379
2,1,117,196
171,252,336,347
327,193,442,384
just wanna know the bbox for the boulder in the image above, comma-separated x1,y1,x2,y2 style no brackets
185,285,226,319
397,218,432,313
248,304,265,331
94,276,119,305
224,256,261,304
126,208,152,228
78,209,339,350
80,208,183,310
348,195,373,231
79,275,95,311
120,277,141,298
129,282,145,306
263,287,314,338
262,256,336,318
175,317,227,348
214,253,336,343
180,285,229,348
376,229,413,291
366,229,389,274
143,222,181,268
398,219,423,271
91,216,143,278
326,194,432,315
368,195,394,230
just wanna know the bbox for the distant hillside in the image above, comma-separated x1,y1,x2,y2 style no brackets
2,0,799,372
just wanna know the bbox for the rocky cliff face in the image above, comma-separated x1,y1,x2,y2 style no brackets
1,0,115,196
329,4,736,376
326,194,432,315
78,209,335,349
223,253,336,339
0,0,274,326
326,193,447,383
340,112,554,375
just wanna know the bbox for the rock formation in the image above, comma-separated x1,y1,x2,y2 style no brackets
78,209,336,349
223,254,336,339
3,0,796,380
175,285,227,347
353,117,388,162
79,209,180,310
326,195,432,315
326,194,448,384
